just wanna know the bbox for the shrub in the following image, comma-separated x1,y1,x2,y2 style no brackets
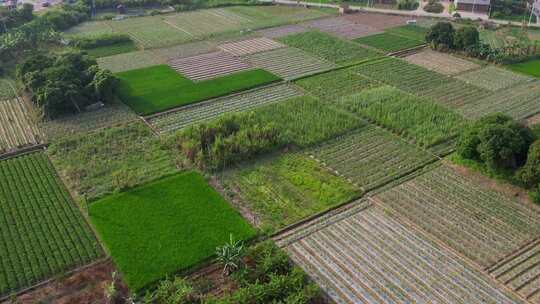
454,26,480,50
517,140,540,187
216,234,245,276
397,0,419,10
423,0,444,13
70,33,132,49
426,21,455,49
143,277,197,304
457,113,533,171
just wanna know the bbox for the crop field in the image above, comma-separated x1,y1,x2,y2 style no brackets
302,17,380,39
97,51,164,73
63,21,113,38
257,24,308,38
294,67,379,101
339,86,466,148
508,59,540,79
374,165,540,269
488,240,540,302
0,78,16,100
220,153,359,231
244,47,336,80
168,51,252,81
47,122,177,202
146,84,303,133
354,57,491,108
457,81,540,120
0,152,101,296
163,8,249,37
355,32,424,53
385,25,429,41
84,41,139,58
343,12,410,30
282,202,525,304
0,99,43,155
456,66,533,91
89,171,255,291
226,5,331,28
308,125,436,192
403,49,480,75
116,65,280,115
217,37,284,56
150,41,216,61
40,102,137,141
278,31,380,65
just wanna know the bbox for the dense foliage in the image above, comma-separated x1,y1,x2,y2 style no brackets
175,113,282,170
0,3,34,34
517,140,540,188
397,0,419,10
454,26,479,50
426,21,455,49
70,33,132,49
144,241,320,304
16,50,118,118
490,0,528,20
423,0,444,13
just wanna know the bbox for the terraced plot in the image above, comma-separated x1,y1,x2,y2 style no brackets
218,37,284,56
0,152,102,297
302,17,380,39
374,165,540,269
245,47,336,80
488,239,540,303
97,51,164,73
163,8,249,37
168,51,252,81
281,202,525,304
108,16,191,48
146,84,303,133
151,41,217,61
0,99,42,155
403,49,480,75
458,81,540,120
308,125,436,192
295,68,379,100
257,24,308,38
456,66,533,91
354,58,491,108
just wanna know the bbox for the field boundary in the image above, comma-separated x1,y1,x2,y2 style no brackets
0,143,48,161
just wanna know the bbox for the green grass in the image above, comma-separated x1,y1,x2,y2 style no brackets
507,59,540,78
47,121,177,202
117,65,281,115
278,31,380,65
355,32,424,53
386,24,429,41
221,153,359,232
84,41,139,58
339,86,466,148
89,171,255,291
0,152,102,297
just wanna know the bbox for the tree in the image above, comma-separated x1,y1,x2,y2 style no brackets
426,22,455,49
517,140,540,187
454,26,480,50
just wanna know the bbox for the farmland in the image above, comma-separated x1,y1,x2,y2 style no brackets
217,37,285,56
0,78,16,100
508,59,540,78
374,165,540,268
403,49,480,75
278,31,380,65
301,17,379,39
457,66,533,91
339,86,466,148
0,99,43,155
89,171,255,291
167,51,253,81
0,152,101,296
147,84,303,133
97,51,164,73
355,32,424,53
220,153,359,231
116,65,280,115
308,125,437,192
282,202,525,304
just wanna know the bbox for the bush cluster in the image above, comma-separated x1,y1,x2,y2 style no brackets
457,113,540,203
144,241,320,304
70,33,132,49
0,3,34,34
174,113,283,171
423,0,444,13
397,0,419,10
16,50,118,119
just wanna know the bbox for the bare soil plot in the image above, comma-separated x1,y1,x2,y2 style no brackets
0,98,42,155
218,37,285,56
151,40,217,61
40,102,137,142
374,164,540,269
147,83,303,133
168,51,252,81
244,47,336,80
344,12,410,30
257,24,308,38
280,201,526,304
308,125,436,193
97,51,164,73
487,239,540,303
456,66,533,91
302,17,380,39
458,81,540,120
404,49,480,75
163,8,249,37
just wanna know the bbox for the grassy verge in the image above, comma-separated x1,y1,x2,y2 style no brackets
89,171,256,291
117,65,281,115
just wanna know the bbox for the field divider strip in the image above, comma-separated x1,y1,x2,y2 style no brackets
487,238,540,274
